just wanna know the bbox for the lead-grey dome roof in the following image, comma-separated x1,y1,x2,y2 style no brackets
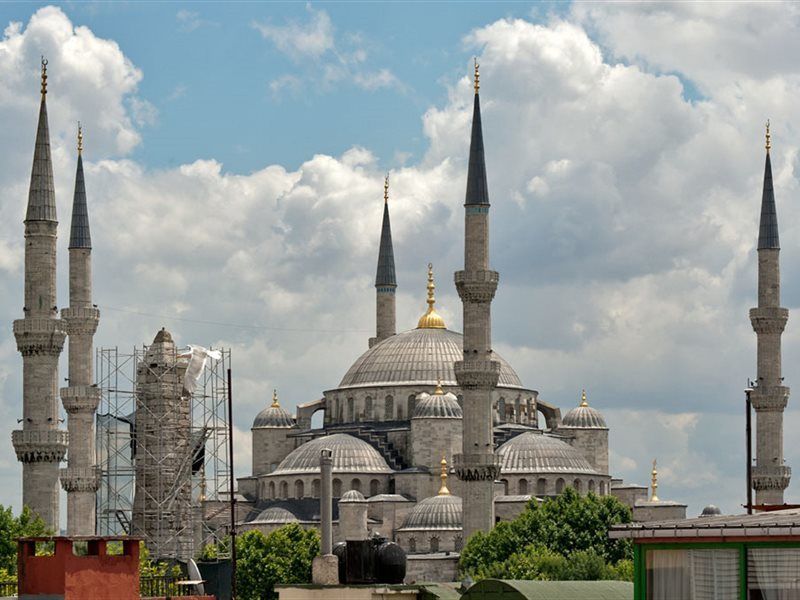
272,433,393,476
561,405,607,429
252,404,294,428
253,506,299,524
397,494,462,531
338,328,522,389
412,390,462,419
498,432,599,475
340,489,367,502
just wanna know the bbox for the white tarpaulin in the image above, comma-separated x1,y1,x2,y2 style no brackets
179,345,223,395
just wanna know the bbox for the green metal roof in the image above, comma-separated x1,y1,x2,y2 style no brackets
462,579,633,600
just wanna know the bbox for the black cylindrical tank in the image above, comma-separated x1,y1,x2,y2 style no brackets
375,541,406,584
332,542,347,584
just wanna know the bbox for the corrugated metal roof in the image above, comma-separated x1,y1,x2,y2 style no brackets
610,508,800,539
463,580,633,600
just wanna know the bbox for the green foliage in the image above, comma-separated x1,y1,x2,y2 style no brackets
138,542,181,578
235,525,319,600
0,505,51,574
460,489,633,582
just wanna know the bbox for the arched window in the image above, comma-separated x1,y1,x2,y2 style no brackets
295,480,305,499
454,535,463,551
370,479,380,497
365,396,373,421
556,478,565,494
599,480,607,495
268,481,275,499
333,478,342,497
351,478,362,493
347,397,355,422
408,394,416,418
430,536,439,553
498,398,506,422
396,404,404,420
537,478,547,496
518,479,528,495
408,537,416,553
588,479,596,494
514,397,521,423
384,396,394,420
573,479,582,493
280,481,289,499
312,479,320,498
500,479,509,495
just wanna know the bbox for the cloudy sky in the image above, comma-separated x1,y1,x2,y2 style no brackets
1,2,799,522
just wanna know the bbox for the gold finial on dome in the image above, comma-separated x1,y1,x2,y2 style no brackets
766,119,771,154
77,122,83,155
434,379,444,395
271,389,280,408
651,459,659,502
580,389,588,407
417,263,446,329
40,57,48,97
474,57,480,94
439,456,451,496
384,173,389,204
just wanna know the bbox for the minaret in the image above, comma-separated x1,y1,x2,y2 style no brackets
453,59,501,538
60,124,101,534
371,174,397,348
11,58,68,529
749,121,791,506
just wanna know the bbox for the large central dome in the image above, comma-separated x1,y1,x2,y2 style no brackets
338,328,523,390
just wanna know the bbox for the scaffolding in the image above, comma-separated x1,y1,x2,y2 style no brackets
96,344,232,560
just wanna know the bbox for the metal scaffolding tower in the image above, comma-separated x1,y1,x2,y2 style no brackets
96,344,232,560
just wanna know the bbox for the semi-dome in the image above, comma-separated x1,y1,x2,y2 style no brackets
253,506,299,524
338,328,522,389
398,494,462,530
272,433,392,476
252,390,295,428
498,432,599,475
561,392,606,428
413,384,462,419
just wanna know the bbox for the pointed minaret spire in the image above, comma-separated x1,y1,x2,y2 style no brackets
69,124,91,249
26,57,57,222
371,174,397,347
465,58,489,207
759,120,779,250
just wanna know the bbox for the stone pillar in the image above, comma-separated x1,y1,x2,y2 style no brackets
320,449,333,554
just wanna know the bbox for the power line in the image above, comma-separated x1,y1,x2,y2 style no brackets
100,305,371,334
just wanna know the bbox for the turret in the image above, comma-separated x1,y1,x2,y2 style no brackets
558,390,609,475
371,175,397,348
251,389,296,479
749,121,791,505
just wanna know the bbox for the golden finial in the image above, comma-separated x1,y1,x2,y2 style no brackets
417,263,446,329
651,459,659,502
434,379,444,395
384,173,389,204
765,119,771,154
473,57,480,94
77,122,83,155
438,456,451,496
580,389,588,407
40,57,48,97
271,389,280,408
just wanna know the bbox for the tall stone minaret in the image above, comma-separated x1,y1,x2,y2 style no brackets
11,59,68,529
454,60,501,538
370,174,397,348
750,121,791,506
60,125,101,534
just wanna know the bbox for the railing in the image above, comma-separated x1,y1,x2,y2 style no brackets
0,579,17,597
139,575,194,597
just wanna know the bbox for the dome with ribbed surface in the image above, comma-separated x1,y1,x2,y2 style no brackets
253,506,299,524
561,405,607,428
397,494,462,530
272,433,392,476
413,388,462,419
339,328,522,389
252,404,294,428
340,489,367,502
498,432,599,475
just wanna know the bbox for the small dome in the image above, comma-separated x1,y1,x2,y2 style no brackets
413,384,462,419
272,433,392,476
252,390,294,428
561,391,607,428
498,432,599,475
340,489,366,502
701,504,722,517
253,506,299,524
398,495,462,531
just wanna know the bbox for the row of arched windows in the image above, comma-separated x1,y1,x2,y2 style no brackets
499,477,608,496
406,535,463,554
261,478,382,500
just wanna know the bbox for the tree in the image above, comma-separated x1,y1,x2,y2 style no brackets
460,488,633,581
0,505,51,576
235,525,319,600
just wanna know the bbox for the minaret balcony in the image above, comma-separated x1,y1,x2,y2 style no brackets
749,307,789,334
455,270,499,303
12,429,68,463
453,453,501,481
60,386,101,413
60,466,100,493
752,465,791,491
750,386,790,411
13,318,66,356
61,306,100,335
454,359,500,389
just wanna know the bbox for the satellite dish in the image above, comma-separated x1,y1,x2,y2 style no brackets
187,558,205,595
